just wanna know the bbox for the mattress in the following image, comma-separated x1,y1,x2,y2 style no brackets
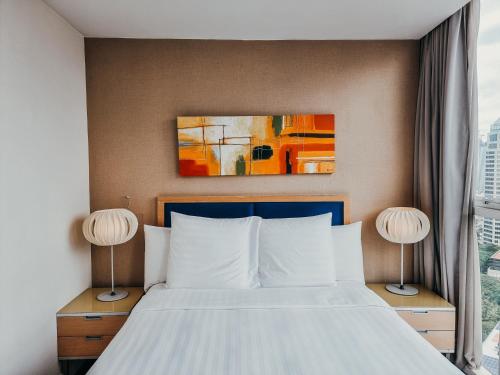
88,283,461,375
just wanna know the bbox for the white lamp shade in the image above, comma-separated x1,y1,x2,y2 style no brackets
83,209,138,246
376,207,430,244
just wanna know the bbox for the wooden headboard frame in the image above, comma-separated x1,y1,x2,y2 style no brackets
157,195,350,227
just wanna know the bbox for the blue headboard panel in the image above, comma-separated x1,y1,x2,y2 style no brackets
164,203,254,227
254,202,344,225
160,196,347,228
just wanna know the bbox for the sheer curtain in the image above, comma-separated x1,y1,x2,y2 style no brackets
413,0,482,372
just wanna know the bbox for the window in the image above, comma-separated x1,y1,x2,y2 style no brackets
475,1,500,373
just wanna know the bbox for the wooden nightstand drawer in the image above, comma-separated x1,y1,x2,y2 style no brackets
57,315,127,336
58,335,114,358
397,310,455,331
418,330,455,353
367,284,456,354
57,287,143,369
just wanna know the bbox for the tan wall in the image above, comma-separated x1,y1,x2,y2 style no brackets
85,39,419,287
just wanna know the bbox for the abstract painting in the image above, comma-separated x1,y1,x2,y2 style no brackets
177,115,335,176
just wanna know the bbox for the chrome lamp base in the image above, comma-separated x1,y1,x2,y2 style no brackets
96,244,129,302
97,289,129,302
386,284,419,296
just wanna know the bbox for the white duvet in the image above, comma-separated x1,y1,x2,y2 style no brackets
89,283,462,375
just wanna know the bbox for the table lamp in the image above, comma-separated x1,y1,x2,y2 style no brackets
83,208,138,302
376,207,430,296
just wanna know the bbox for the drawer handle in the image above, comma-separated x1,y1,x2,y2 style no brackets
84,316,102,320
85,336,103,341
412,310,429,314
417,330,429,334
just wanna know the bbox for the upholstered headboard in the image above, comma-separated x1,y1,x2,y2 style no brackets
157,195,350,227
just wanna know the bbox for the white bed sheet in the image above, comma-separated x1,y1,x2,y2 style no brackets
89,283,461,375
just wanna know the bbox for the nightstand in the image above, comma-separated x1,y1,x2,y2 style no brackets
367,283,456,353
57,287,143,366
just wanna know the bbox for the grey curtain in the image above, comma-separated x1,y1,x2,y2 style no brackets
413,0,482,372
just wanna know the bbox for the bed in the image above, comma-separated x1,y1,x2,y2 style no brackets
88,195,461,375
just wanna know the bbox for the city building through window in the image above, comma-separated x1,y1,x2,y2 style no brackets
475,1,500,373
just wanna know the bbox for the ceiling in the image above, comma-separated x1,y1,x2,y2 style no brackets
44,0,470,40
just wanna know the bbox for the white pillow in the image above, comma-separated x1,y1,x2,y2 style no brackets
331,222,365,283
143,225,170,291
167,212,261,289
259,213,336,287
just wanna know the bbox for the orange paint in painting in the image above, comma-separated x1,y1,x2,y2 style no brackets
177,115,335,176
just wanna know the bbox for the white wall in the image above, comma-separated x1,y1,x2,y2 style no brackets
0,1,91,374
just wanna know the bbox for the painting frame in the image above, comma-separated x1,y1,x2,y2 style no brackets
177,114,335,176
